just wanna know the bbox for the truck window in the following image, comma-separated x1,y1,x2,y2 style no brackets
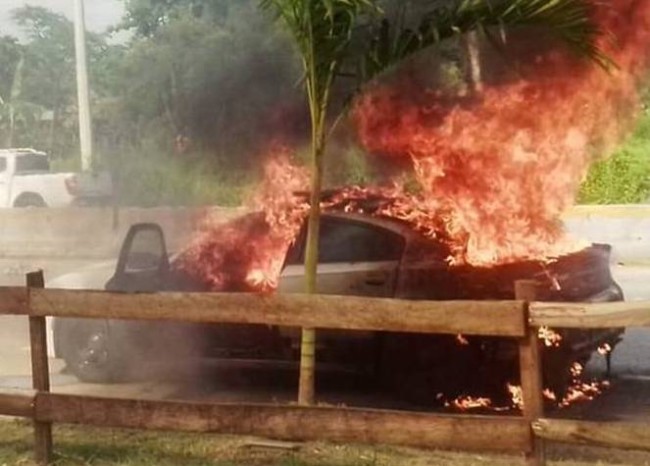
318,218,404,264
0,157,6,173
15,155,50,173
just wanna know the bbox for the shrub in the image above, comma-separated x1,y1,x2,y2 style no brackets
579,105,650,204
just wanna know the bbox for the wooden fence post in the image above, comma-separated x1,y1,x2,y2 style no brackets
515,280,545,466
27,271,53,465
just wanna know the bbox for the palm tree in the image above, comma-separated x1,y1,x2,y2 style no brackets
260,0,608,405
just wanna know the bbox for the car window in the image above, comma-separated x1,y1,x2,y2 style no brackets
319,219,404,263
284,217,405,266
0,157,6,173
15,155,50,173
284,235,304,266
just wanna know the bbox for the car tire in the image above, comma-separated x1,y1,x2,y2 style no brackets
13,193,47,208
57,318,131,383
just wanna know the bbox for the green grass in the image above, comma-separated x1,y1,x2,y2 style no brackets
1,419,650,466
103,147,258,207
117,156,255,208
51,144,258,207
579,100,650,205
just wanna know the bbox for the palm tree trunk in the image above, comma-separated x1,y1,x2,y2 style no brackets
298,112,326,405
298,63,329,404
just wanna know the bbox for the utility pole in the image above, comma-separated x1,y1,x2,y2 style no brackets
73,0,93,172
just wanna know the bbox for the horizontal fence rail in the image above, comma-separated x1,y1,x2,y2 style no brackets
533,419,650,451
0,389,35,418
34,394,531,453
0,287,28,314
1,287,528,337
529,301,650,328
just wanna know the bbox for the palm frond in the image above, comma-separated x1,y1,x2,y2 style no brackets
261,0,380,102
359,0,611,83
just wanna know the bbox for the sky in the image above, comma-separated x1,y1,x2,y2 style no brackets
0,0,124,36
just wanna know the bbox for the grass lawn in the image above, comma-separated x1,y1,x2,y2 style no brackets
1,419,649,466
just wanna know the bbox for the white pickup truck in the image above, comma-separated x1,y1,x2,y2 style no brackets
0,148,112,208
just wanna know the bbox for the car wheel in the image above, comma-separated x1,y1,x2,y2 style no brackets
57,319,129,383
13,193,47,208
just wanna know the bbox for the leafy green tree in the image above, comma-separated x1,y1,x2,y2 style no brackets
260,0,607,405
13,6,76,138
0,35,24,146
121,0,236,36
8,6,117,158
115,1,301,166
0,35,21,102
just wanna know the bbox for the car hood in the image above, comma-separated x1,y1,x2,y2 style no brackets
46,260,117,290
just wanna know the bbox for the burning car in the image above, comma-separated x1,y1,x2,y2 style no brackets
51,193,625,407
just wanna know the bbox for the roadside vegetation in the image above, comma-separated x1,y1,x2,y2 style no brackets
1,419,650,466
1,0,648,207
579,89,650,204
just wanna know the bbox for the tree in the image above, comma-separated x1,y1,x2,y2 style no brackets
115,1,301,164
121,0,236,36
12,6,77,125
260,0,608,405
5,6,125,159
0,35,24,146
0,35,21,102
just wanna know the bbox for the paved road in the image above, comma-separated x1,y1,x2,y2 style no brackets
0,258,649,415
0,257,179,399
0,257,98,377
587,265,650,376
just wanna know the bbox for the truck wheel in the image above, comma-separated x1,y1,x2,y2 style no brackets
57,319,130,383
13,193,47,208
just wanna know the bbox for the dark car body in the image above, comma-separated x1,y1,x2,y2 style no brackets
53,211,625,404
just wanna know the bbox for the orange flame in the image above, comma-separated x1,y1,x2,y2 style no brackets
245,149,310,289
177,148,309,292
538,326,563,348
353,1,650,266
559,377,610,408
447,395,493,410
456,334,470,346
507,383,524,410
598,343,613,355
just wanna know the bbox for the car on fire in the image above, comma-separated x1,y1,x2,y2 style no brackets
51,201,625,405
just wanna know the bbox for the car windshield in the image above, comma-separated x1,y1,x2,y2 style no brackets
15,155,50,173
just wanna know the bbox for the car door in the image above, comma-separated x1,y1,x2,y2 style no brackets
106,223,170,292
278,216,405,298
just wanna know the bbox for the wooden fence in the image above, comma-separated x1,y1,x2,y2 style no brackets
0,272,649,466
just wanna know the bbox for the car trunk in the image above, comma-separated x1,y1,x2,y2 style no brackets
435,244,619,302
